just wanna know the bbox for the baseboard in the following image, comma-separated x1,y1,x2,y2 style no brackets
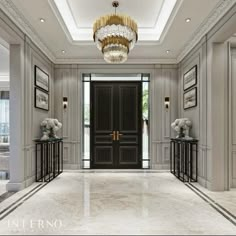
197,176,212,190
63,164,80,170
231,178,236,188
151,164,170,170
25,176,35,188
6,181,25,192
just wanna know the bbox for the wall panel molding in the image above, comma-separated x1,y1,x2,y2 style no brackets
54,66,178,170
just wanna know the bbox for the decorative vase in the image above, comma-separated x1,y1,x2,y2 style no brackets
41,130,49,141
177,128,185,138
184,128,193,140
50,129,58,139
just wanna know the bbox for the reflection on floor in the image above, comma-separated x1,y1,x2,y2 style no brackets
0,172,235,235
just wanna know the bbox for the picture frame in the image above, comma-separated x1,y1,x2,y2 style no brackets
183,87,197,110
35,87,49,111
35,65,49,92
183,65,197,91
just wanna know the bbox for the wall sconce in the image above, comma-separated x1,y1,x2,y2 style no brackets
165,97,170,109
63,97,68,109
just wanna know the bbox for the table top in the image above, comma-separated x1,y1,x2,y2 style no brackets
170,138,198,143
35,138,63,143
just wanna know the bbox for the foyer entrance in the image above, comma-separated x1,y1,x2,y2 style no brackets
82,73,150,169
91,82,142,169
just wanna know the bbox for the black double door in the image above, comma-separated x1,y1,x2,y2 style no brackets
91,82,142,169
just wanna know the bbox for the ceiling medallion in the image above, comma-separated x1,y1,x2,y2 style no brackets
93,1,138,64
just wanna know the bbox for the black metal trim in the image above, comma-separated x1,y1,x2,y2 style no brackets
185,183,236,227
0,184,46,220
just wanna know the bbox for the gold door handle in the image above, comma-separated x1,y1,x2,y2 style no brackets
110,131,116,141
116,131,123,141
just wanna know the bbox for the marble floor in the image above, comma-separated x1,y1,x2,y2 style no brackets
192,182,236,217
0,180,7,195
0,172,236,235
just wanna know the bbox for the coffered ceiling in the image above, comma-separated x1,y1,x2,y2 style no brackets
0,0,235,64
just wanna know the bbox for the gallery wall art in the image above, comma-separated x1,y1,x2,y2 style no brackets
35,87,49,111
183,65,197,91
34,65,49,111
183,87,197,110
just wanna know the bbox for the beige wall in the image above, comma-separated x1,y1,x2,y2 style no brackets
54,65,178,170
230,48,236,188
0,8,55,191
178,3,236,191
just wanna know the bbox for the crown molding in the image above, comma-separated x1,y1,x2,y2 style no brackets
177,0,236,62
0,0,235,65
0,0,56,62
54,58,177,65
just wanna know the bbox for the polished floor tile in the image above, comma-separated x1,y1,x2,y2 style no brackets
0,172,235,235
193,182,236,216
0,180,7,196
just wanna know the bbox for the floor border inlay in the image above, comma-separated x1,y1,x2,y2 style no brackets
0,192,15,204
0,183,48,220
185,183,236,227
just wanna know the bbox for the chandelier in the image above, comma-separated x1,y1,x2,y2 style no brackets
93,1,138,63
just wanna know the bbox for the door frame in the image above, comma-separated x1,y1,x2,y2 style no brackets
81,72,151,169
90,81,143,169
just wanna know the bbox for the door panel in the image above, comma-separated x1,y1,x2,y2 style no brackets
117,83,142,168
94,86,113,133
119,85,138,133
91,83,115,168
94,146,113,165
91,82,142,169
119,146,138,165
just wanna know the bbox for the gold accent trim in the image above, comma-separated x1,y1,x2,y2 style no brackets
110,131,116,141
93,14,138,41
101,36,130,53
116,131,123,141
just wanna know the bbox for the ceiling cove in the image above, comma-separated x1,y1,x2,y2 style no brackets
0,0,235,64
49,0,181,44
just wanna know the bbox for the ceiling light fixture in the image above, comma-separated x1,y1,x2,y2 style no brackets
62,50,65,54
166,50,170,54
93,1,138,64
185,18,191,23
40,18,45,23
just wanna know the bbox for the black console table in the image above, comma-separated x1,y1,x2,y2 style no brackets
170,138,198,182
35,138,63,182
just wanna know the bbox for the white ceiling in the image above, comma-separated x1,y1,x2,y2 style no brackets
68,0,164,28
51,0,178,41
4,0,233,63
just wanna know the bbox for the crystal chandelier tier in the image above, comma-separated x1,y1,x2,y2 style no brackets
93,1,138,63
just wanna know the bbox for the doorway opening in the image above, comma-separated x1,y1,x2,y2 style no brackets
0,41,10,191
82,74,150,169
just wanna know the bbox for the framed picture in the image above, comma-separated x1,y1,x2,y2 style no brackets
35,88,49,111
35,65,49,92
183,87,197,110
183,65,197,91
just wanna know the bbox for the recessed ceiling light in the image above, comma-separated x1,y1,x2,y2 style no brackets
166,50,170,54
185,18,191,23
40,18,45,23
62,50,65,54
